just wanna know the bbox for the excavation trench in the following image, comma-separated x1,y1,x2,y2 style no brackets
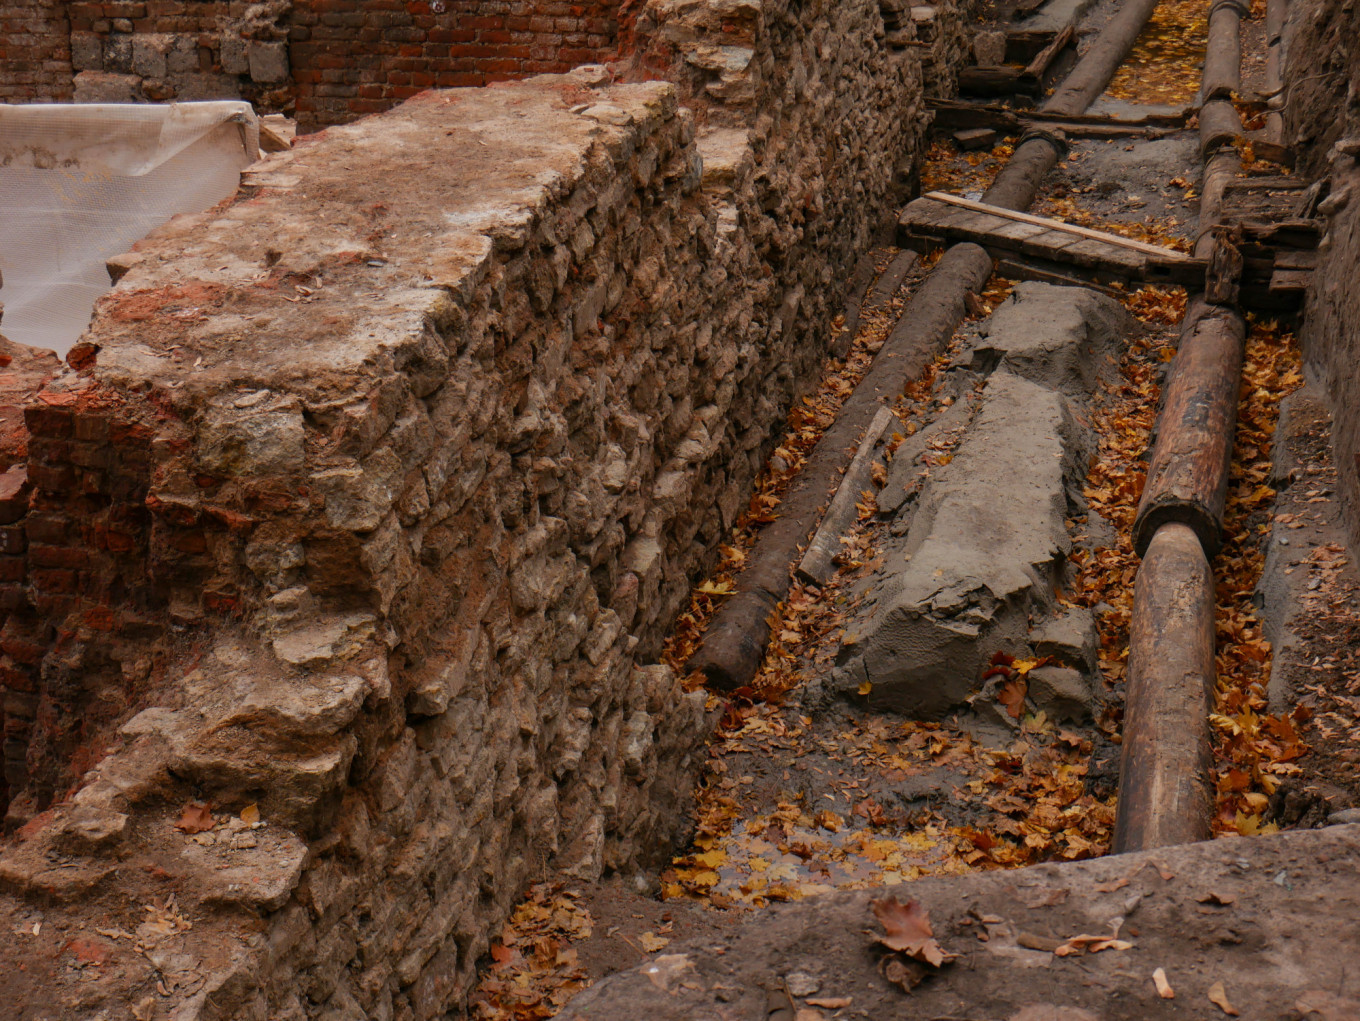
541,0,1360,1014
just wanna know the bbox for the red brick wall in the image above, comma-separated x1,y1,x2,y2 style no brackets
0,0,73,101
288,0,621,129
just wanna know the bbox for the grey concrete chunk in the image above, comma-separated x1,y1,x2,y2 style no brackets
1026,665,1096,723
834,370,1083,717
876,396,975,515
1030,606,1099,673
972,281,1129,395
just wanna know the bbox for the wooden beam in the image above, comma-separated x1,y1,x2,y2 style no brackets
922,191,1196,261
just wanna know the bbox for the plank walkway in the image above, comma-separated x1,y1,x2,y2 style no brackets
897,191,1206,286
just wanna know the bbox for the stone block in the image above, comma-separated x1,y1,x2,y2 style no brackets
249,40,290,84
1026,665,1096,723
132,34,170,79
221,34,250,75
972,29,1007,65
71,32,104,72
72,70,143,103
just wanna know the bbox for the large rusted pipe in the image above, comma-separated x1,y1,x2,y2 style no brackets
985,0,1164,211
1201,0,1248,102
1120,0,1249,853
1131,302,1245,557
1113,523,1217,852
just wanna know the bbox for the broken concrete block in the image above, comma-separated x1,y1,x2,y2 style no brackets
833,370,1083,717
973,282,1130,396
877,397,975,515
248,40,290,84
1027,665,1096,723
954,127,998,151
1030,607,1099,674
973,30,1008,66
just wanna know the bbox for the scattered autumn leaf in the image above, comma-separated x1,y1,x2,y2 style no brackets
637,932,670,953
998,678,1028,720
174,802,214,834
1195,891,1236,906
1153,967,1174,999
1053,933,1133,956
1208,980,1240,1016
871,897,952,967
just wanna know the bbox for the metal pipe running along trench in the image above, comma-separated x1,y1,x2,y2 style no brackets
1113,0,1252,853
688,0,1167,691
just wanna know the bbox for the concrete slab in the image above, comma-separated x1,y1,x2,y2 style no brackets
973,280,1129,395
832,369,1082,716
828,283,1126,718
561,824,1360,1020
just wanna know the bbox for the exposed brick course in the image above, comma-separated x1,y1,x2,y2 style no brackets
2,0,622,128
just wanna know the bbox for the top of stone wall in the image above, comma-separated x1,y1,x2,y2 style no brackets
77,70,678,405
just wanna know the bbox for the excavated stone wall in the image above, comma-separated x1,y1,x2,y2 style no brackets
0,0,979,1014
1281,0,1360,546
3,0,620,127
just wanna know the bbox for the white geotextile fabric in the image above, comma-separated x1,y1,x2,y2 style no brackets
0,102,259,355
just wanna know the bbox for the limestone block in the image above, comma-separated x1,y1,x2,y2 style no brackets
103,34,133,75
973,29,1007,65
132,34,171,79
197,395,305,477
71,33,104,72
249,41,290,84
72,70,142,103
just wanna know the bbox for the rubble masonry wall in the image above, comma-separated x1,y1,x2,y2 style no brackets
1281,0,1360,546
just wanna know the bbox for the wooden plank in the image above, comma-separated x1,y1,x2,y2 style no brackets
796,407,896,585
1269,268,1312,294
1023,24,1074,80
1274,249,1317,270
930,100,1193,129
1005,28,1058,62
989,220,1051,242
1062,236,1148,275
995,257,1123,295
958,66,1041,98
922,191,1196,260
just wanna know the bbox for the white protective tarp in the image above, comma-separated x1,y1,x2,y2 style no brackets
0,102,259,355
